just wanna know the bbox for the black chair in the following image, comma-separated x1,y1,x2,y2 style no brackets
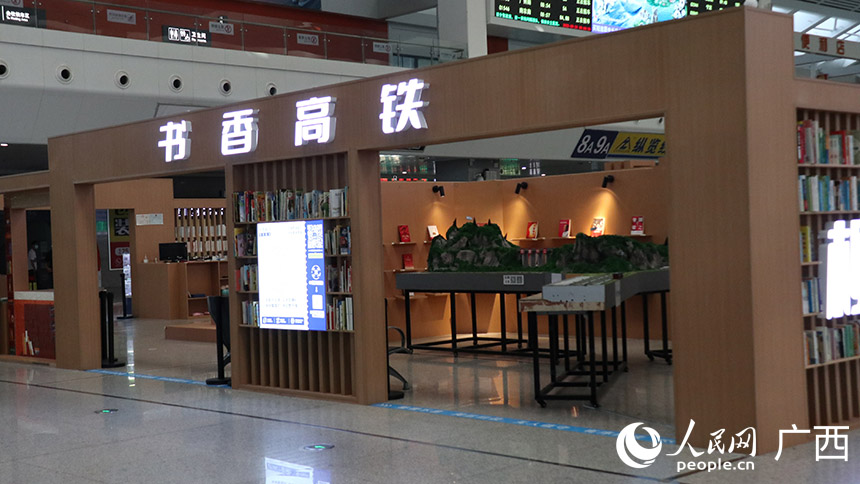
206,295,231,386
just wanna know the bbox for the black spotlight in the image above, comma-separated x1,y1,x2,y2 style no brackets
515,182,528,194
602,175,615,188
432,185,446,197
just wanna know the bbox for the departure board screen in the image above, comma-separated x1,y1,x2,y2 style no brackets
687,0,743,16
494,0,592,32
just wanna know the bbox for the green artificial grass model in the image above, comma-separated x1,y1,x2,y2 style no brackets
427,220,667,273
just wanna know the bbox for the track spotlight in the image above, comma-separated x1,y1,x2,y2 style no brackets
602,175,615,188
432,185,446,197
515,182,528,194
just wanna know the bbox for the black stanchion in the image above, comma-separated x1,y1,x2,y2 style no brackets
117,273,133,320
99,290,125,368
206,296,231,386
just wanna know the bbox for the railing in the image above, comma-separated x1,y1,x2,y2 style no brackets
15,0,465,67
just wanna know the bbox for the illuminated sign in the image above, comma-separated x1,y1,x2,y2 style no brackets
295,97,336,146
493,0,591,31
1,6,44,27
380,78,429,134
820,220,860,320
572,129,665,159
687,0,742,16
592,0,685,34
257,220,327,331
221,109,259,156
158,120,192,162
162,26,210,46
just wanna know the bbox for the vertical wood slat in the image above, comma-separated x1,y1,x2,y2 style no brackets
329,332,340,394
308,331,319,392
318,332,329,393
259,330,269,387
298,331,308,390
249,329,260,386
289,330,299,389
269,329,278,387
278,331,287,388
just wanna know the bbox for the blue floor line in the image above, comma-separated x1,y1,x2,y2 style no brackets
373,402,676,445
86,369,229,387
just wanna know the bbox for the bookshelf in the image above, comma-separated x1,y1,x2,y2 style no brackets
175,206,228,260
797,108,860,427
230,154,359,401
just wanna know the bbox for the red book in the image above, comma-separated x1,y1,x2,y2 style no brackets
631,216,644,235
402,253,414,270
398,225,411,243
590,217,605,237
558,219,571,238
526,221,539,239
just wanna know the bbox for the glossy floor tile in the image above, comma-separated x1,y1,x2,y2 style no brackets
0,317,857,483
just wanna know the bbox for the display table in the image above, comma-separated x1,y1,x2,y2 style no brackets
519,269,669,407
13,290,55,359
395,272,562,356
134,260,227,320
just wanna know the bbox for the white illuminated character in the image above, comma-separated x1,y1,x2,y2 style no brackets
221,109,259,156
294,96,336,146
157,120,192,162
379,78,429,134
823,220,853,319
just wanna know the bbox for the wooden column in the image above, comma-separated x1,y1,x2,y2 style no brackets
9,208,27,292
667,10,806,452
49,139,100,369
348,150,388,404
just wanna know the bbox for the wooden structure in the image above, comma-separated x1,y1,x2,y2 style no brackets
0,8,843,450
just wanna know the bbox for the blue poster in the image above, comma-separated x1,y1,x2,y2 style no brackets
258,219,327,331
592,0,686,34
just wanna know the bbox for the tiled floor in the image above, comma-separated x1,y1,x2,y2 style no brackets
0,317,856,483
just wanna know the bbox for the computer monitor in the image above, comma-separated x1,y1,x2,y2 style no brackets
158,242,188,262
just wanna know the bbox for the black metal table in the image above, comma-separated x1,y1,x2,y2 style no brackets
520,270,670,407
395,272,564,357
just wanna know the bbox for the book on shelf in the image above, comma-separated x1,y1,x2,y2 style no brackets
241,300,260,326
801,278,820,314
398,225,411,243
237,264,258,292
558,219,571,238
327,259,352,293
590,217,605,237
631,216,645,235
807,323,860,365
329,188,344,217
402,253,414,270
526,221,539,239
427,225,440,239
339,225,351,255
799,225,813,263
234,227,257,257
326,296,353,331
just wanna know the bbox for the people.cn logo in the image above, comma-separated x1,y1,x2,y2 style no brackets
616,423,663,469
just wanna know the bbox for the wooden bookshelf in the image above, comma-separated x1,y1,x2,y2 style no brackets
230,154,369,401
175,206,228,260
797,108,860,428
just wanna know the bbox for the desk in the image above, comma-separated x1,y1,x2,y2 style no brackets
520,269,669,407
395,272,562,356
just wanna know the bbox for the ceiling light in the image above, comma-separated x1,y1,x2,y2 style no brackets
0,143,7,147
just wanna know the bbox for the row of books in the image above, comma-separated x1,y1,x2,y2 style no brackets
804,323,860,365
328,259,352,293
325,225,351,256
186,239,225,254
328,296,353,331
241,300,260,327
798,119,859,165
801,278,821,315
798,175,860,212
233,187,348,223
238,264,258,292
799,226,815,263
